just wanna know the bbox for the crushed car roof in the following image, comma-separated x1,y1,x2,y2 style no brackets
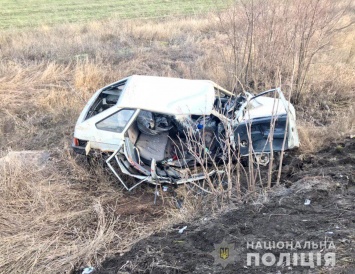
116,75,218,115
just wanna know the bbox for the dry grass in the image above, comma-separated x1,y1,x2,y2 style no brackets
0,150,177,273
0,148,220,273
0,2,354,272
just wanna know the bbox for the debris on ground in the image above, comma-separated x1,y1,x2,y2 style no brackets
304,199,311,205
82,267,95,274
178,226,187,234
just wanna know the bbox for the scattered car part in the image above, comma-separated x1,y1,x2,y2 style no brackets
178,226,188,234
304,199,311,205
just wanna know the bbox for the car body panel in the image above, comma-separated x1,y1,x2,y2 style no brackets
233,88,299,155
117,75,216,115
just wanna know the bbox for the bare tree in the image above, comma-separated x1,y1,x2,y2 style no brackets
217,0,354,102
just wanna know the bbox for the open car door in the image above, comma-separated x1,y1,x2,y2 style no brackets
233,88,299,156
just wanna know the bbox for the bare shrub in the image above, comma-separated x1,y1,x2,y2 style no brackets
216,0,354,102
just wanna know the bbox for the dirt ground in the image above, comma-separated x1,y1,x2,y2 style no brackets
98,138,355,274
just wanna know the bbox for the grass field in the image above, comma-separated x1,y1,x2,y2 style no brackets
0,0,227,28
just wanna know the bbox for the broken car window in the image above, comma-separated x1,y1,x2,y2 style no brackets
85,80,127,120
96,109,135,133
136,111,173,135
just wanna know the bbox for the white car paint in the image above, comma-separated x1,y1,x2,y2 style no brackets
117,75,216,115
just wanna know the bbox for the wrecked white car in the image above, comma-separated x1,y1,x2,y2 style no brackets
73,75,299,190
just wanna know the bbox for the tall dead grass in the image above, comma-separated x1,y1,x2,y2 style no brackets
0,150,174,273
